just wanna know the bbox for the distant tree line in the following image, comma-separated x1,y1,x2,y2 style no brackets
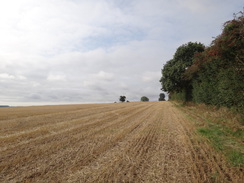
160,12,244,113
0,105,9,107
117,95,166,102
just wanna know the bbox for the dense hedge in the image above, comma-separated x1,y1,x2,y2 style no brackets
187,14,244,112
162,12,244,113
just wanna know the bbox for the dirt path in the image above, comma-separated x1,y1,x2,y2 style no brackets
0,102,242,182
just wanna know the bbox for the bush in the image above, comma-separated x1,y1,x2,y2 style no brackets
141,96,149,102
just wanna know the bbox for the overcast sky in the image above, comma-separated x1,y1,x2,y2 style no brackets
0,0,243,106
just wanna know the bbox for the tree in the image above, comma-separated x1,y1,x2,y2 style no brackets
160,42,205,93
160,42,205,101
184,12,244,111
159,93,166,101
141,96,149,102
119,96,126,102
159,12,244,113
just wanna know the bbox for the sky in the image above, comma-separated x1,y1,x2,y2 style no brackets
0,0,243,106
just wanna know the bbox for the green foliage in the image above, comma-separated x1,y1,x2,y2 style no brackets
169,91,186,101
175,101,244,167
162,12,244,113
158,93,166,101
198,127,224,150
160,42,205,97
141,96,149,102
160,59,175,92
198,124,244,167
119,96,126,102
186,13,244,112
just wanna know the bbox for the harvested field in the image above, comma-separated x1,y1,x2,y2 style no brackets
0,102,243,182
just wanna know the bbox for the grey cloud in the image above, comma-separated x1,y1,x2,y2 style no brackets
0,0,242,106
28,93,42,100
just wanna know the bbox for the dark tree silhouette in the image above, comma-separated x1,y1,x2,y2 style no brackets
141,96,149,102
159,93,166,101
119,96,126,102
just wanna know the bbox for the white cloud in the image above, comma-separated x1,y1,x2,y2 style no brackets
119,83,129,90
83,80,95,88
82,71,114,90
93,71,114,81
0,0,242,105
17,75,26,80
31,82,41,87
47,74,66,82
0,73,15,79
142,71,161,82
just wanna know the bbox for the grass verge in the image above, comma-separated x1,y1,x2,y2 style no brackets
173,101,244,167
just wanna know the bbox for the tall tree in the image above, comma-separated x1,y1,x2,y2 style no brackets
160,42,205,101
160,42,205,93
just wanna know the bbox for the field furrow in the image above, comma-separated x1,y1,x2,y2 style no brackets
0,103,145,151
0,103,152,182
0,102,242,183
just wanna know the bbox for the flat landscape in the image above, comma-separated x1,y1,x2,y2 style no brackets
0,102,242,182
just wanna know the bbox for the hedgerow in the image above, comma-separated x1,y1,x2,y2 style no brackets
161,12,244,113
